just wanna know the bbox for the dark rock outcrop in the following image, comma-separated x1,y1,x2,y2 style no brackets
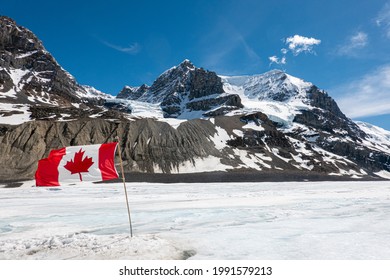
117,84,149,100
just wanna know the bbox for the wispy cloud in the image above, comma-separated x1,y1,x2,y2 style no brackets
199,19,261,73
376,2,390,38
336,31,368,56
101,40,141,54
334,65,390,118
285,35,321,56
239,35,261,62
268,53,286,66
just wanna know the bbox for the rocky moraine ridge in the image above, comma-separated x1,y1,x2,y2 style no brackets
1,16,390,181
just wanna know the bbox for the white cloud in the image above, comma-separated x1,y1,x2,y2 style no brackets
268,55,286,66
269,36,319,67
101,41,141,54
336,31,368,56
269,55,279,63
376,2,390,38
334,65,390,118
285,35,321,55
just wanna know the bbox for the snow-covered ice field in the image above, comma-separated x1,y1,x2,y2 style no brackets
1,180,390,260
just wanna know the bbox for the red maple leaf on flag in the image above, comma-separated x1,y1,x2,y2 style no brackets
63,148,94,181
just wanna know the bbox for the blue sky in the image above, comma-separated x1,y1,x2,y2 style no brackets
2,0,390,130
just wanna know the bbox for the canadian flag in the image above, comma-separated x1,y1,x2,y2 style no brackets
35,142,119,187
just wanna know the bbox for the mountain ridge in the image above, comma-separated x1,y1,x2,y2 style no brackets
0,15,115,124
1,16,390,181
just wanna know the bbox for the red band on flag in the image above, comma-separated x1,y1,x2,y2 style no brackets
99,142,119,181
35,147,66,187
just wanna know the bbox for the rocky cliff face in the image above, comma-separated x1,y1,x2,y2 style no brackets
117,84,149,100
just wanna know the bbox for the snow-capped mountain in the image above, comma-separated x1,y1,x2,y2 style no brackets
1,16,390,181
222,69,312,101
117,59,243,118
114,61,390,179
0,16,116,124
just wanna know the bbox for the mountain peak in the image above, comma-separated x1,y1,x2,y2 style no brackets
171,59,196,73
265,69,286,76
0,16,111,122
261,69,312,91
0,15,44,54
179,59,195,68
115,58,241,117
221,69,312,103
0,15,16,25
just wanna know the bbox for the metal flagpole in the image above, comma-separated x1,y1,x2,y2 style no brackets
115,137,133,238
